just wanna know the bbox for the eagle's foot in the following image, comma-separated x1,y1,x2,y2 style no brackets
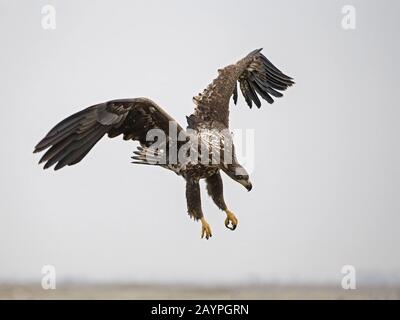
201,217,212,239
224,209,238,230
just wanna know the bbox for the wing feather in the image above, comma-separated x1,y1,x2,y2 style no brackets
190,48,294,127
34,98,185,170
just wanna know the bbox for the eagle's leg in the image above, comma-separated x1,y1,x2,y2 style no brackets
200,217,212,240
224,209,238,231
206,171,238,231
186,179,212,239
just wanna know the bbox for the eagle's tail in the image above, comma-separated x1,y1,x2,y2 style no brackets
131,146,165,166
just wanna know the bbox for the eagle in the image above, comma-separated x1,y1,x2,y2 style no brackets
34,49,294,239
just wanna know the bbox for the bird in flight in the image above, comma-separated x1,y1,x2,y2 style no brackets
34,49,294,239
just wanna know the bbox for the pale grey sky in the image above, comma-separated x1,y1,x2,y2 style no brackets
0,0,399,285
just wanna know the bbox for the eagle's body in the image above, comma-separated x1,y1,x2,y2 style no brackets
34,49,294,239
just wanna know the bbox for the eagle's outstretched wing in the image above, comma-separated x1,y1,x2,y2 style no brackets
34,98,185,170
190,48,294,128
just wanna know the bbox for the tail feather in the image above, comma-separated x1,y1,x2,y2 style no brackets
131,146,165,165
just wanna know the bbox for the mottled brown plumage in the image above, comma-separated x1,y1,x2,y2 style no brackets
34,49,294,239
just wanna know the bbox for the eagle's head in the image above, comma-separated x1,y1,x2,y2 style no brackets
223,163,253,191
236,174,253,192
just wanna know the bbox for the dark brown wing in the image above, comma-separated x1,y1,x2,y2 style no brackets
190,48,294,128
34,98,185,170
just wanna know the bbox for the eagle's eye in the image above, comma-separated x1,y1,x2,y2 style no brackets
236,174,248,181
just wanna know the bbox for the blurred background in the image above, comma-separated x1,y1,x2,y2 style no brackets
0,0,399,299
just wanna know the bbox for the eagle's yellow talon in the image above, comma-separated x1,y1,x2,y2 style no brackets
224,209,238,230
201,217,212,239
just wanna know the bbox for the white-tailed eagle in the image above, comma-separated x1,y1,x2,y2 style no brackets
34,49,294,239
